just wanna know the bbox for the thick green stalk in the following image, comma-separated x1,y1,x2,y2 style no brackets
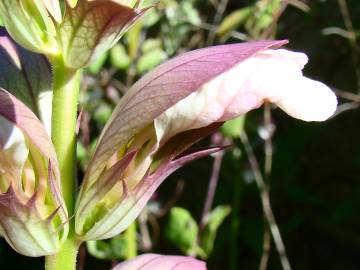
45,238,79,270
45,56,81,270
124,222,137,260
51,57,81,216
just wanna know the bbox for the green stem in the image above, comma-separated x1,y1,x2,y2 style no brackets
51,57,81,216
45,238,79,270
124,221,137,260
45,56,82,270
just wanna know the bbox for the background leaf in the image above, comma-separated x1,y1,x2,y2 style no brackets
165,207,202,256
200,205,231,256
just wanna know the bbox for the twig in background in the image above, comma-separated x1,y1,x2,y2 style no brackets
138,210,152,251
259,103,275,270
199,22,249,41
126,27,146,88
332,102,360,117
337,0,360,93
333,88,360,102
260,0,289,39
200,133,225,229
331,88,360,117
206,0,230,45
240,131,291,270
156,180,185,218
230,163,242,270
264,104,274,177
259,229,271,270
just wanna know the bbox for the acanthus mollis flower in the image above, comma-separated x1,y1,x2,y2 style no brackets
112,254,206,270
74,40,337,241
0,89,68,256
0,0,149,68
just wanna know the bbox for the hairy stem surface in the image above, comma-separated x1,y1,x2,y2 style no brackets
45,238,79,270
51,57,81,215
45,56,82,270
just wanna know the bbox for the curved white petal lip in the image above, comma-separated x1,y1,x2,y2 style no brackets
277,77,337,122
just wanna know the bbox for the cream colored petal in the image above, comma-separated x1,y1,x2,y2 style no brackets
38,91,53,136
0,115,28,169
277,77,337,121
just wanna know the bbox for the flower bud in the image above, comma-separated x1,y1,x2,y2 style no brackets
0,89,68,257
0,0,58,54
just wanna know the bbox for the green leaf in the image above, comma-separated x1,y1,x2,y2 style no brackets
217,7,253,37
87,235,127,260
200,205,231,256
87,51,108,75
251,0,282,35
110,44,131,70
165,207,200,255
136,48,167,74
179,1,201,26
126,21,144,59
141,38,162,53
143,8,161,27
87,240,113,260
93,102,114,125
110,236,128,259
220,116,245,139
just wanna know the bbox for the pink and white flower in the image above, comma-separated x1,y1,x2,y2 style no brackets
75,40,337,241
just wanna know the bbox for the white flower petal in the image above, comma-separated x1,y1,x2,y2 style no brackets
38,91,53,136
0,115,28,168
276,77,337,121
